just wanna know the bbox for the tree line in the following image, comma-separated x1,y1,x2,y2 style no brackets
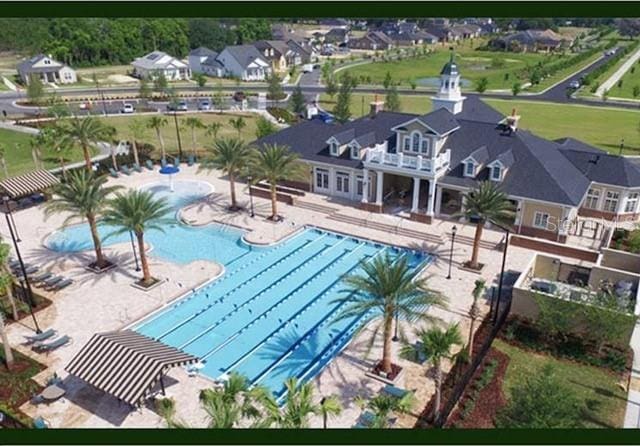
0,18,272,67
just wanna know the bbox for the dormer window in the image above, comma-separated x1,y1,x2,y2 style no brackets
464,161,476,177
491,165,502,181
329,141,339,156
350,144,359,159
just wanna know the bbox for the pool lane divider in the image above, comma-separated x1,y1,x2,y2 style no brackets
204,242,371,366
183,238,355,355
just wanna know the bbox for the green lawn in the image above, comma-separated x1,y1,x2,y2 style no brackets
96,112,261,157
319,93,431,118
527,51,603,93
343,47,565,91
608,58,640,99
485,99,640,155
494,339,627,428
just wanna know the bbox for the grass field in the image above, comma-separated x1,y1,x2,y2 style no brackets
343,46,570,91
485,99,640,154
494,339,627,428
96,112,261,156
608,58,640,99
526,51,603,93
319,93,432,117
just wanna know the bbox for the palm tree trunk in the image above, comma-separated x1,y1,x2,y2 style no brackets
87,213,106,268
31,148,40,170
270,183,278,220
3,275,18,321
59,157,67,179
229,173,237,209
132,140,140,167
467,316,476,360
191,128,197,157
137,232,152,284
0,312,14,370
470,222,484,269
82,143,92,171
381,312,393,375
156,128,166,161
1,158,8,178
433,362,442,420
111,147,118,171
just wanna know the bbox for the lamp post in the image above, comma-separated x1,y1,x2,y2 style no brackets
492,223,511,325
3,197,41,333
392,308,399,342
129,230,140,272
247,176,255,218
446,225,457,280
173,111,183,159
619,138,625,156
320,397,328,429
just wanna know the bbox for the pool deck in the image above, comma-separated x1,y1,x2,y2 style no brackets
3,165,569,428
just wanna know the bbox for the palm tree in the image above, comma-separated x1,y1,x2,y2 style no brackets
250,144,305,221
155,397,189,428
199,138,253,211
355,393,415,428
261,378,342,428
467,279,485,361
199,372,268,428
206,122,223,140
44,170,121,270
0,145,8,178
184,117,204,157
0,311,14,370
457,181,514,270
128,119,147,167
229,116,246,137
61,116,115,171
102,190,172,285
147,116,168,161
0,240,17,321
403,324,462,421
335,253,443,376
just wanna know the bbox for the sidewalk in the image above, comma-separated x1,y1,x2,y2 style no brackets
597,46,640,97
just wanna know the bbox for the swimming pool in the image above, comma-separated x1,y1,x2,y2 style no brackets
46,180,433,399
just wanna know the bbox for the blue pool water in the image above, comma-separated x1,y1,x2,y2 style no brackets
46,180,433,399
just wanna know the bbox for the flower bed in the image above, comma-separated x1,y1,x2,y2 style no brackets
0,346,45,427
610,228,640,253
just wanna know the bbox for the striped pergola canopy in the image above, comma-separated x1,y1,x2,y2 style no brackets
66,330,198,406
0,169,59,199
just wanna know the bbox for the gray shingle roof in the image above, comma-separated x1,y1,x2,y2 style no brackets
417,107,460,135
494,149,515,168
223,45,269,69
466,145,489,164
17,54,65,74
189,47,217,57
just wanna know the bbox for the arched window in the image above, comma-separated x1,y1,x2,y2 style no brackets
411,131,421,152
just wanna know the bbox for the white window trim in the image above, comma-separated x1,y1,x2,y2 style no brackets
411,131,421,153
464,161,476,178
625,192,639,213
584,188,600,210
533,211,550,230
335,171,350,195
315,168,330,191
490,165,502,181
329,141,339,156
350,144,359,160
603,191,620,213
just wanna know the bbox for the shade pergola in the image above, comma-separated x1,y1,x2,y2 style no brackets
0,169,59,199
65,330,198,406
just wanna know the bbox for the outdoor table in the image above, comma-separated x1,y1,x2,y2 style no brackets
41,384,66,401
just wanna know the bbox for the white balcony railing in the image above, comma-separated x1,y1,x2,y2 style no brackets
364,148,450,174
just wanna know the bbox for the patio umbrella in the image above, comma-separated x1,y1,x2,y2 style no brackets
159,165,180,192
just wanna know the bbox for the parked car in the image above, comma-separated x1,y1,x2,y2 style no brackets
79,102,91,110
233,91,246,102
167,100,188,112
121,103,135,114
568,80,580,89
198,99,211,111
177,100,188,111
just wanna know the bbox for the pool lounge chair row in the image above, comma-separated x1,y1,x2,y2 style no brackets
23,329,71,353
109,156,196,178
109,163,143,178
9,261,73,291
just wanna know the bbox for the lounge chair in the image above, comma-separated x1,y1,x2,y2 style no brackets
8,259,20,269
173,157,180,167
32,335,71,353
108,167,119,178
133,163,143,173
49,278,73,291
382,384,410,399
145,160,155,171
30,271,53,283
353,411,376,428
24,328,56,345
187,155,195,166
120,165,132,176
14,264,38,276
39,275,64,288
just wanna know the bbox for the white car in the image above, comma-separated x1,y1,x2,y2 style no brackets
121,103,135,114
198,99,211,111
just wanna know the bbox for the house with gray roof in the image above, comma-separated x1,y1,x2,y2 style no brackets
188,47,224,77
255,56,640,243
131,51,190,81
216,45,271,81
17,54,77,85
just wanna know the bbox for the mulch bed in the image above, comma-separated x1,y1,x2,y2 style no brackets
2,291,53,327
445,348,510,428
414,315,495,428
135,277,161,289
0,347,46,427
371,361,403,381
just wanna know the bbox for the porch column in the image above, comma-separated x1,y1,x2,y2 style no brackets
361,168,369,204
411,177,420,212
426,179,437,216
375,171,383,205
435,185,443,216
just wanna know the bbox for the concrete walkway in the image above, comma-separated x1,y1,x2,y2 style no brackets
624,321,640,427
596,46,640,97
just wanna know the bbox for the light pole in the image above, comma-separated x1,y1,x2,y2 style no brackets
446,225,457,280
129,230,140,272
492,224,511,325
320,397,328,429
619,138,625,156
173,111,183,159
247,176,255,218
3,196,41,333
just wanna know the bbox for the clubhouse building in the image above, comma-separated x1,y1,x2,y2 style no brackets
255,56,640,243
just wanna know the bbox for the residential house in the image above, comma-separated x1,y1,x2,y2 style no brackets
387,31,439,47
348,31,394,51
286,40,317,64
490,29,570,52
131,51,190,81
323,28,350,46
17,54,77,85
423,25,458,42
216,45,271,81
451,24,482,39
188,47,224,77
254,56,640,244
319,18,350,29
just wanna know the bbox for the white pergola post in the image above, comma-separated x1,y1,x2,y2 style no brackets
426,179,437,216
375,171,384,205
361,168,369,203
411,177,420,212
